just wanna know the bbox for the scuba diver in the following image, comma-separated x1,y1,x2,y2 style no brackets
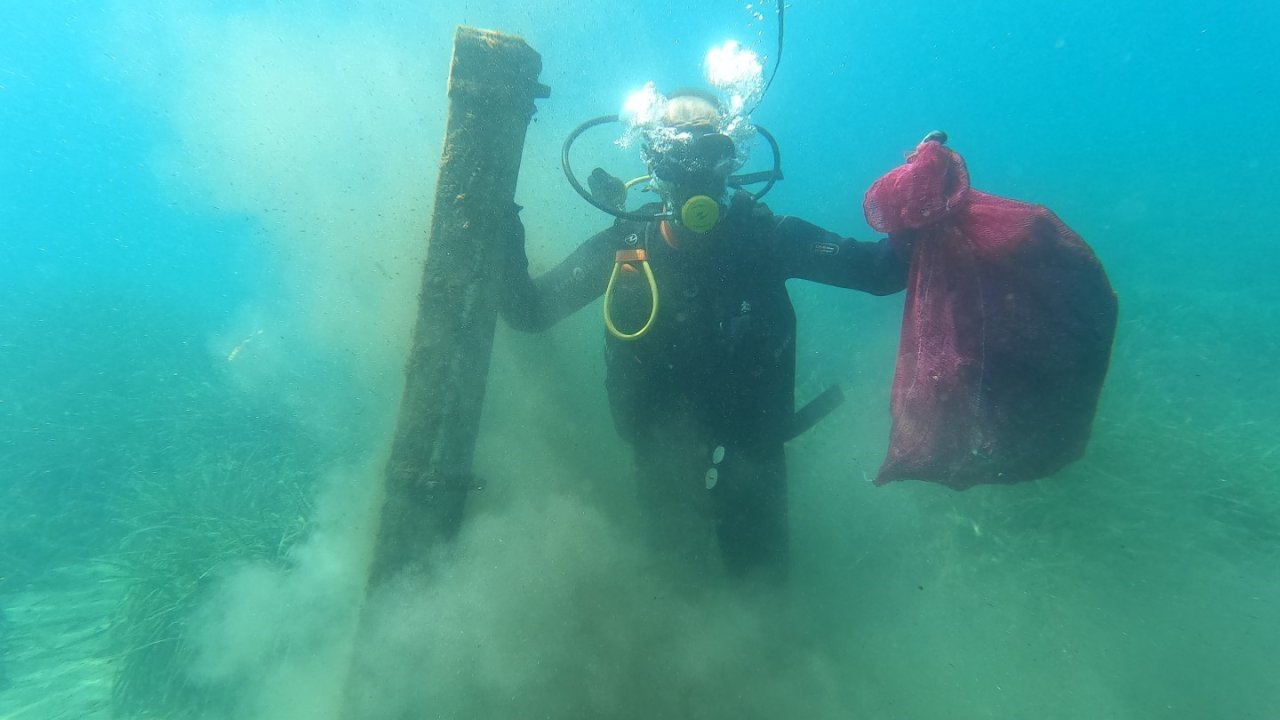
499,83,908,582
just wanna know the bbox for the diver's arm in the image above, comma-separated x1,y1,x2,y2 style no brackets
500,212,626,332
772,215,909,296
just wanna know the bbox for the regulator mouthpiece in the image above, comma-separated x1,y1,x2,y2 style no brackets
680,195,721,233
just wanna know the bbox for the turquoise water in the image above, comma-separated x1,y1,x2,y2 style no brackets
2,2,1277,718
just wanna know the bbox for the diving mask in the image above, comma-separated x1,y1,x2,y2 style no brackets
645,131,737,184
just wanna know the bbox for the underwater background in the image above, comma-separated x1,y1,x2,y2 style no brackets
2,1,1277,718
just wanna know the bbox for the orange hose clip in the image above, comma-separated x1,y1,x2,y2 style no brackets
615,248,647,263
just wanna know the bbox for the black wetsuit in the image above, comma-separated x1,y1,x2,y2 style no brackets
502,193,906,579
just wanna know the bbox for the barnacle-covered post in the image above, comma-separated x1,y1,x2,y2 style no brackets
369,26,547,584
342,27,547,716
345,20,550,712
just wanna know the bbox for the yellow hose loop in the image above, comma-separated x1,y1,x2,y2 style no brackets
603,250,659,341
624,175,651,192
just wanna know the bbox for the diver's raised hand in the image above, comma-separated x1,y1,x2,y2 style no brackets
587,168,627,211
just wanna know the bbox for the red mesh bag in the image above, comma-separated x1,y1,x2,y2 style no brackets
865,139,1117,489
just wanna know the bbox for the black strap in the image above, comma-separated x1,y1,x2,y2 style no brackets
785,384,845,442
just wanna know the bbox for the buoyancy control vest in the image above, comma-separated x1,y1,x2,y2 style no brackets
602,195,799,447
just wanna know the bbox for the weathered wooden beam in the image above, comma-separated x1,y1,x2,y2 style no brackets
368,27,548,585
341,26,547,719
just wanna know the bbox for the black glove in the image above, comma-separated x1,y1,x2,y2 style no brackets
587,167,627,210
920,130,948,145
500,202,530,279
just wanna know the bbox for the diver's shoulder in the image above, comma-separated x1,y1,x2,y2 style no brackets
593,210,653,246
600,201,663,236
729,190,776,225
